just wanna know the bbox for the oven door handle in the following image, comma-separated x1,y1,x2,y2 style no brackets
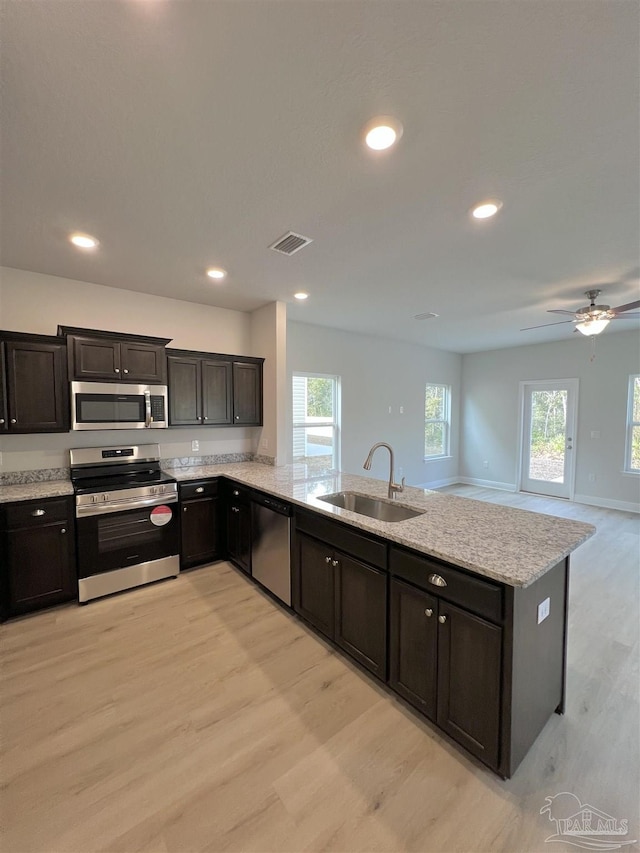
76,494,178,517
144,391,152,428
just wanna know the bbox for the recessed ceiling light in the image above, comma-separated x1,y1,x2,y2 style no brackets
294,292,309,301
69,233,99,249
363,116,403,151
206,268,227,280
471,200,503,219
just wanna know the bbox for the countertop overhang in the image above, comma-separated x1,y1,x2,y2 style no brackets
1,461,595,588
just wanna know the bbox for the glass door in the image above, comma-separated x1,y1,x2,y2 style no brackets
520,380,578,499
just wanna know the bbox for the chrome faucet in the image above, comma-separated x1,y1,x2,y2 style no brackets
363,442,405,499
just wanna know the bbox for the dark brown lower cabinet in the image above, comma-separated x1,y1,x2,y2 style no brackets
294,525,388,679
335,553,387,679
180,479,222,571
437,600,502,770
227,486,252,574
1,497,77,618
389,578,438,720
389,575,502,771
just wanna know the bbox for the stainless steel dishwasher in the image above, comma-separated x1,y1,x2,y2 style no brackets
251,492,292,606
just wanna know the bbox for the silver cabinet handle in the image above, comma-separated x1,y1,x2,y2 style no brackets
114,368,120,373
195,487,204,493
235,415,240,420
232,506,240,513
31,509,46,517
123,369,129,374
11,418,17,424
325,556,331,564
204,416,208,420
183,507,187,512
425,608,433,617
331,559,339,567
60,528,66,534
438,614,447,624
0,418,4,424
233,490,240,496
428,573,447,588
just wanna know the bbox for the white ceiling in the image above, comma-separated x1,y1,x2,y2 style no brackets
1,0,638,354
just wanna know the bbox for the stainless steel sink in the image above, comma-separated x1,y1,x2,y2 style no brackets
317,491,425,522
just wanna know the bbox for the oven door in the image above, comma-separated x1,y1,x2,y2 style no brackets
76,502,180,578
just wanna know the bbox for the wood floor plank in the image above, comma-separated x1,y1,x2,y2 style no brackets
1,488,638,852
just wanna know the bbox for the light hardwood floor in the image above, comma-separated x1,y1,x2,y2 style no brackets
1,487,638,853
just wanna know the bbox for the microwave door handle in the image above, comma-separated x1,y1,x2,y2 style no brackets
144,391,152,428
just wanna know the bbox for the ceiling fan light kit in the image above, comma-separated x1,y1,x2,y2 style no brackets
521,288,640,337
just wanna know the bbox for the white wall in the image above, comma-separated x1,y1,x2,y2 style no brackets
287,322,462,486
250,301,287,465
0,267,261,472
461,330,640,511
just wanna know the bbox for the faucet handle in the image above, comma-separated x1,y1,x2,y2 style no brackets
400,476,405,491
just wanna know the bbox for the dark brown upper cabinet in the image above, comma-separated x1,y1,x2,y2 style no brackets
167,349,263,428
0,332,69,433
232,361,262,425
58,326,171,384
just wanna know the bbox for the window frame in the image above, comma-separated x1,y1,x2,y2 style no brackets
424,382,451,461
292,372,341,469
624,374,640,474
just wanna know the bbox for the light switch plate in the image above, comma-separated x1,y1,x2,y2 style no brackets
537,597,550,624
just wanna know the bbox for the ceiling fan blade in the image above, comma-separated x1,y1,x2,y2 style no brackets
547,309,578,316
521,320,575,331
610,299,640,313
609,313,640,319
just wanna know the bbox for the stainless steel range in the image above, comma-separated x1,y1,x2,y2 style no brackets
70,444,179,602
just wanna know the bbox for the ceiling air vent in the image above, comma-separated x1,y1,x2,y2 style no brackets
269,231,313,256
414,312,439,320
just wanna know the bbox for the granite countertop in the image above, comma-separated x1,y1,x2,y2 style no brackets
166,462,595,588
1,461,595,588
0,480,74,503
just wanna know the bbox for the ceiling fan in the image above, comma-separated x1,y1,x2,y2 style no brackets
522,289,640,336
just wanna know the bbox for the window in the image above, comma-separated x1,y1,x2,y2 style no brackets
292,373,340,469
625,374,640,473
424,383,450,459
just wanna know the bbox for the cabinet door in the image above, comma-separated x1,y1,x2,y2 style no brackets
389,578,438,720
295,533,335,640
0,343,7,431
181,497,220,569
120,342,167,383
437,601,502,769
227,499,251,574
72,337,121,380
202,359,232,425
335,552,388,679
232,361,262,425
5,340,69,432
168,356,202,425
4,522,76,615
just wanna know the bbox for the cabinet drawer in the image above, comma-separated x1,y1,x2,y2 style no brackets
296,511,387,570
3,498,70,529
390,546,503,623
179,479,219,500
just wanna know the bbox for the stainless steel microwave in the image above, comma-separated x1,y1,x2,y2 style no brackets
71,382,168,430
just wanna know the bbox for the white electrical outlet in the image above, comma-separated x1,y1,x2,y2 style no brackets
191,440,199,453
591,430,600,439
400,406,404,414
261,437,268,449
537,597,550,624
483,460,489,468
388,406,392,414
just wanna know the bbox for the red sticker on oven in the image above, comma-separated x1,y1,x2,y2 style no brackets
150,505,172,526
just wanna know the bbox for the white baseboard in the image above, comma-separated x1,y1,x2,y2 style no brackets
457,476,517,492
573,493,640,514
416,476,460,490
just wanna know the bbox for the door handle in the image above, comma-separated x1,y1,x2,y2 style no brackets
144,391,152,428
428,573,447,587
